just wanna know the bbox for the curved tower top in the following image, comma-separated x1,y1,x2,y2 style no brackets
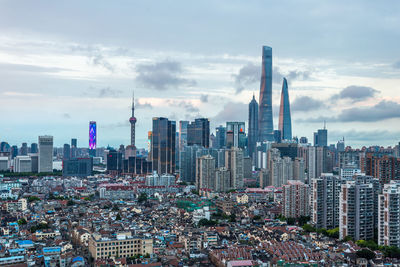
278,78,292,140
258,46,274,142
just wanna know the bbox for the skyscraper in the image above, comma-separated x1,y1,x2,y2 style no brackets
89,121,96,157
129,91,137,147
30,143,38,153
215,125,226,149
248,94,258,161
63,144,71,160
71,138,77,159
258,45,274,142
179,121,189,151
226,122,246,149
38,135,53,173
20,143,28,156
187,118,210,148
278,78,292,140
151,117,176,174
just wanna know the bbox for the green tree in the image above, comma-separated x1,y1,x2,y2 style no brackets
356,249,375,260
302,224,316,233
17,218,27,225
67,200,74,206
116,213,122,220
28,196,40,202
327,227,339,238
138,193,148,203
286,217,296,225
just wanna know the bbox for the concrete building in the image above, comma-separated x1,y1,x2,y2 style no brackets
89,232,153,260
225,148,244,189
13,156,32,173
215,167,231,192
62,158,93,177
196,155,215,190
282,180,309,218
38,135,53,173
378,181,400,247
293,157,305,183
311,174,344,229
0,157,8,171
145,172,176,186
339,181,374,241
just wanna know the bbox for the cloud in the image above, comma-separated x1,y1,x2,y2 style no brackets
291,96,324,112
0,63,69,74
166,99,199,113
135,60,196,90
330,130,400,145
304,100,400,123
331,85,379,102
62,113,71,119
200,94,208,103
232,63,260,94
287,70,311,81
213,101,247,125
88,52,114,72
393,61,400,69
83,86,122,98
135,99,153,109
103,121,130,129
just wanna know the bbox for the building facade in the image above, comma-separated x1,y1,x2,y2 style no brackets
278,78,292,141
38,135,53,173
151,117,176,174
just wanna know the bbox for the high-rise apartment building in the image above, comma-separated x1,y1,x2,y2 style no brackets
361,153,400,185
248,94,258,161
311,174,344,229
196,154,215,190
187,118,210,148
38,135,53,173
225,147,244,189
151,117,176,174
378,181,400,247
258,46,274,142
278,78,292,141
282,180,309,218
339,181,374,240
215,167,231,192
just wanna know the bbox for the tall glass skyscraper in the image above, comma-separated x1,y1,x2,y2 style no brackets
258,46,274,141
278,78,292,140
89,121,96,157
248,94,258,160
151,117,176,174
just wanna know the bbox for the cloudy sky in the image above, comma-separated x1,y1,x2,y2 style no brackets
0,0,400,149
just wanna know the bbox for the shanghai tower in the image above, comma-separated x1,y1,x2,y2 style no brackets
258,46,274,141
278,78,292,140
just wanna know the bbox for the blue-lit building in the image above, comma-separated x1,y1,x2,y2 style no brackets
278,78,292,140
89,121,96,157
258,46,274,142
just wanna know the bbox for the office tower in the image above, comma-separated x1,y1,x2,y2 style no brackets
63,158,93,177
11,145,18,159
293,157,306,183
179,121,189,151
339,181,374,241
151,117,176,174
248,94,258,161
225,147,244,189
38,135,53,173
226,122,246,149
63,144,71,160
215,125,226,149
282,180,309,218
106,149,123,172
271,143,298,160
196,154,215,190
299,137,308,144
337,138,345,152
129,91,137,147
378,181,400,247
273,130,282,144
258,45,274,142
278,78,292,141
20,143,28,156
215,167,231,192
187,118,210,148
71,138,77,159
89,121,97,157
311,174,344,229
13,156,32,173
30,143,38,153
315,126,328,147
209,133,216,148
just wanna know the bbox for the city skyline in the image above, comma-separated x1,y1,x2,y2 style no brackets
0,1,400,148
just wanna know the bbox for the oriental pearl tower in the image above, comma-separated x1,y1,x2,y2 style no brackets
129,91,137,148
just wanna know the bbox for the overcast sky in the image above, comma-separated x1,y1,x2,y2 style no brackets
0,0,399,149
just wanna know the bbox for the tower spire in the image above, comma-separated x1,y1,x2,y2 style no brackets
129,89,137,147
